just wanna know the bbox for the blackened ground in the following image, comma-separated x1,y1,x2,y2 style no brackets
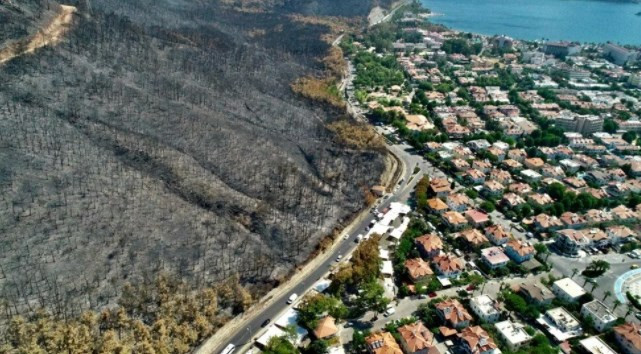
0,0,385,322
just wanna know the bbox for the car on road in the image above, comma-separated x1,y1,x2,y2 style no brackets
632,264,639,269
514,225,525,232
287,293,298,304
355,234,363,243
384,306,396,317
343,234,349,240
336,255,343,262
221,344,236,354
261,319,271,327
428,292,437,298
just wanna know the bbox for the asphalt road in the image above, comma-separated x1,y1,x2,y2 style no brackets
216,139,435,352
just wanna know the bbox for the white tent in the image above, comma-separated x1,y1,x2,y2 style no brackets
381,260,394,276
388,216,410,240
312,279,331,293
256,326,286,348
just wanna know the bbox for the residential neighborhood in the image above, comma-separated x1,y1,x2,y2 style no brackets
244,2,641,354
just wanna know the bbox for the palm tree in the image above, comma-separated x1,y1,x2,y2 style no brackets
583,277,598,293
603,290,612,301
572,268,579,278
613,299,621,311
586,260,611,276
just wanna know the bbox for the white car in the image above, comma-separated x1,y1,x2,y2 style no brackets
344,234,349,240
287,293,298,304
336,255,343,262
384,306,396,317
221,344,236,354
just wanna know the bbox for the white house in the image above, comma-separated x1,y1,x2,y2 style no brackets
481,247,510,269
579,336,618,354
552,278,586,303
520,169,542,183
581,300,617,332
495,320,532,351
537,307,583,342
470,294,501,323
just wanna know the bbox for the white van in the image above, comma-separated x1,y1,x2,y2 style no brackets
384,305,396,317
287,293,298,304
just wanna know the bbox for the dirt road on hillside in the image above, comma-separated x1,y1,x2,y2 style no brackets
0,5,76,65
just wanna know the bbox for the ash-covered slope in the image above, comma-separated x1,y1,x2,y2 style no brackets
0,0,385,320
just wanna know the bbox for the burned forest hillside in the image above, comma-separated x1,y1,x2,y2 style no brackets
0,0,387,330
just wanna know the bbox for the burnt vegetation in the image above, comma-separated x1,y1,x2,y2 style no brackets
0,0,387,346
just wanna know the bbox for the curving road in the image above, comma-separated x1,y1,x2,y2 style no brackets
204,5,441,351
206,135,443,353
206,55,452,353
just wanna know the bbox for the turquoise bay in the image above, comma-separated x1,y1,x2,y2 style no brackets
421,0,641,45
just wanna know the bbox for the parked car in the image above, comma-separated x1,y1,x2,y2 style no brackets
287,293,298,304
336,255,343,262
384,306,396,317
261,319,271,327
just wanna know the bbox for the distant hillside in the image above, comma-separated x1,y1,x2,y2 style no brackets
0,0,386,340
282,0,396,16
